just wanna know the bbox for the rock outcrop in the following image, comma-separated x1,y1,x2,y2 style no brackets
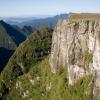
50,14,100,100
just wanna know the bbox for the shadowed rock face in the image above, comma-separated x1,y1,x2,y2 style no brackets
50,14,100,100
0,20,26,71
0,47,14,72
0,20,26,46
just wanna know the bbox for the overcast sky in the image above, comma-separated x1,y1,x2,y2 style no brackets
0,0,100,17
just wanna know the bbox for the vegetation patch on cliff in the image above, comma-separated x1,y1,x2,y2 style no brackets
84,51,93,66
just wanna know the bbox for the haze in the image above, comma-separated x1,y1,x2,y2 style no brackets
0,0,100,17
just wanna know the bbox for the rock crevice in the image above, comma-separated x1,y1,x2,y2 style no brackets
50,14,100,100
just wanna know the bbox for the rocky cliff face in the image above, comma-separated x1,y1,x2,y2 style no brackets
50,14,100,100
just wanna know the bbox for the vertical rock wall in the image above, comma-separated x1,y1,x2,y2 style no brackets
50,14,100,99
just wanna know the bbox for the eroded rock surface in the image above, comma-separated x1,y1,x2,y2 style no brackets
50,14,100,99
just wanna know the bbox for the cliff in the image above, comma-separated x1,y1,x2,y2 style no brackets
1,14,100,100
50,13,100,100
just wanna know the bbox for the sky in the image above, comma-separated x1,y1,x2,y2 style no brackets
0,0,100,17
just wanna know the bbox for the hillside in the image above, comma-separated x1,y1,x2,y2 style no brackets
0,20,26,71
0,27,53,99
6,56,92,100
0,20,26,46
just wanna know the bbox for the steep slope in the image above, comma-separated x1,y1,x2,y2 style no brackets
0,20,26,71
12,25,30,37
0,22,16,50
6,56,92,100
22,25,33,36
50,13,100,100
0,20,26,46
0,27,53,99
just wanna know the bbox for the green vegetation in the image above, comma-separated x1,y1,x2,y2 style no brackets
0,24,17,50
0,27,53,99
78,51,93,69
6,56,92,100
84,51,93,67
0,20,26,47
84,52,93,62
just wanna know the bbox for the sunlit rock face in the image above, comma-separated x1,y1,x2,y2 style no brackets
50,14,100,99
68,65,86,85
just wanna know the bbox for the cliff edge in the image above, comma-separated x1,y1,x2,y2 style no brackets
50,13,100,100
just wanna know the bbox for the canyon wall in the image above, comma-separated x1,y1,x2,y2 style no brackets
50,14,100,100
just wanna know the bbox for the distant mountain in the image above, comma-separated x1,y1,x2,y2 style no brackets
0,17,38,25
18,14,68,29
12,25,31,37
0,20,26,46
0,20,26,71
1,14,68,35
22,26,33,36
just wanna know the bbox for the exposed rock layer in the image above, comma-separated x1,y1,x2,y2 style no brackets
50,14,100,100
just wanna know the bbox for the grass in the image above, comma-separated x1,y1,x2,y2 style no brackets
0,27,53,99
6,56,92,100
84,51,93,68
